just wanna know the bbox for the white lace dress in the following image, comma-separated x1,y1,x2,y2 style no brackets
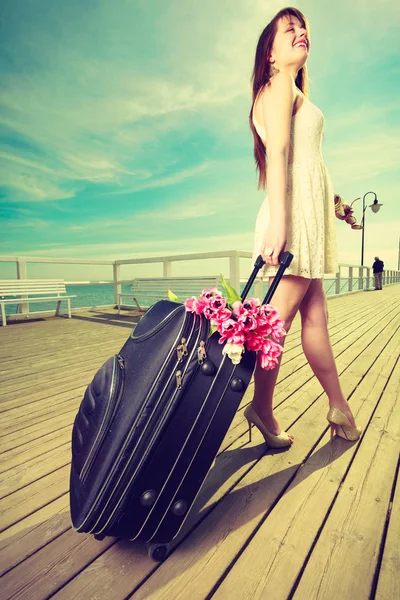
252,94,338,279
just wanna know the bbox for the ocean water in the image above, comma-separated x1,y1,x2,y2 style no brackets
3,278,346,316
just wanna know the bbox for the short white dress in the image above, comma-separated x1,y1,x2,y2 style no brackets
252,94,338,279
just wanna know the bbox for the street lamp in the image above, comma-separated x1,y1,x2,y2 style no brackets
370,199,383,214
356,191,383,266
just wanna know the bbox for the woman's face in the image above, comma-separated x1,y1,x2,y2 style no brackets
270,16,309,70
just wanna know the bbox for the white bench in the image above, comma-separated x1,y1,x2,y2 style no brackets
0,279,76,326
118,276,222,313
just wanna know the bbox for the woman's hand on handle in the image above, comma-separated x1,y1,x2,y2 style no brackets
260,219,287,266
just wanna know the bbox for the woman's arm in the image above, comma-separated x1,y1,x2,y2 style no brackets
259,71,295,265
261,71,294,222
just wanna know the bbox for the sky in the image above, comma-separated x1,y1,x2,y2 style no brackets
0,0,399,281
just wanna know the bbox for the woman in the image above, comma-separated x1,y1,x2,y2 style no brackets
245,7,361,447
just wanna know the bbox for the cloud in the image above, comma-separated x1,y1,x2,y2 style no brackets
108,162,212,196
65,189,248,232
326,102,399,133
3,230,255,260
0,217,50,233
0,0,284,204
0,170,75,202
325,128,400,186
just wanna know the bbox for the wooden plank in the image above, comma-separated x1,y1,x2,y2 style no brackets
0,319,128,346
0,493,68,545
0,428,71,474
290,365,400,600
0,321,130,364
1,395,81,428
0,443,71,499
0,368,99,404
0,315,123,341
0,411,75,454
0,320,127,352
1,390,85,423
1,399,79,437
0,337,127,383
0,333,124,370
49,311,400,599
0,466,69,532
0,359,109,396
0,322,128,359
0,529,116,600
0,381,88,414
0,496,70,576
375,463,400,600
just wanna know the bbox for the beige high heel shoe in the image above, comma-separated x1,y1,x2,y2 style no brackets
327,407,362,441
244,405,293,449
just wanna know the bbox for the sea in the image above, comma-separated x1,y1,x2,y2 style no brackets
3,278,347,316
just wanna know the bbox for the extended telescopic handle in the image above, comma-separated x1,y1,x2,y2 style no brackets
240,251,294,304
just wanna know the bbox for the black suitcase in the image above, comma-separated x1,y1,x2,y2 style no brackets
70,252,293,561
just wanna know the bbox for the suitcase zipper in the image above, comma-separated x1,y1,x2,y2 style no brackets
137,352,231,540
176,337,188,363
95,315,208,534
197,341,206,364
80,355,125,482
83,315,199,533
175,370,183,389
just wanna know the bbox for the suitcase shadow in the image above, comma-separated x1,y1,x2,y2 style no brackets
175,438,351,550
113,437,350,574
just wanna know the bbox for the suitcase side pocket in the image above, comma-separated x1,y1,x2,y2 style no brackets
72,354,125,482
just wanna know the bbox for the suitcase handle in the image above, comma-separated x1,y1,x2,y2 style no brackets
240,251,294,304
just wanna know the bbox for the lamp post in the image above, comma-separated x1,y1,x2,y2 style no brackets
359,191,383,266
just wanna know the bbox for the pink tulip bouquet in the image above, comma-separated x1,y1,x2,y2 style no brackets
168,276,286,371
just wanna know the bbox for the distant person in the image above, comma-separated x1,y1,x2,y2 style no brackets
246,6,361,448
372,257,384,290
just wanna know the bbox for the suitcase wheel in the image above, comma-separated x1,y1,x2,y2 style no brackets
147,542,171,563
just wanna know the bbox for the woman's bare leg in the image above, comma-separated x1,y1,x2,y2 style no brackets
298,279,357,427
252,274,311,437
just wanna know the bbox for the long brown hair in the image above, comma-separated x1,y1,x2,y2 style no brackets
250,7,310,189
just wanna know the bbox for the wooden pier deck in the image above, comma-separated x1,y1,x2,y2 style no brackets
0,286,399,600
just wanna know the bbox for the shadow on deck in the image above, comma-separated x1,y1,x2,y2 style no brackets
0,286,399,600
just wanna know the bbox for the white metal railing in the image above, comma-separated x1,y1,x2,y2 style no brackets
113,250,248,308
0,252,399,317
